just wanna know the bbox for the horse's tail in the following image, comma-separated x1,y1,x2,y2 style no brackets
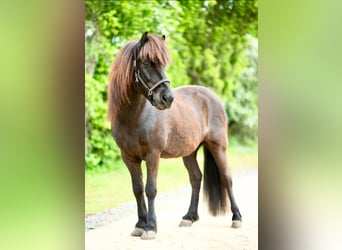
203,146,228,216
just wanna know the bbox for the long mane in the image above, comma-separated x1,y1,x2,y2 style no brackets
107,34,170,123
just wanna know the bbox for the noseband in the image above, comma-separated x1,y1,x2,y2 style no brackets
132,42,170,98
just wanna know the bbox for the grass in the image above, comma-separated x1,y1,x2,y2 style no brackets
85,143,257,215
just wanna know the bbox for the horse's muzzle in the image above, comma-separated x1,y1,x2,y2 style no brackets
161,92,174,107
154,91,173,110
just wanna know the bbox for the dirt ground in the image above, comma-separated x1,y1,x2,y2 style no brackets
85,168,258,250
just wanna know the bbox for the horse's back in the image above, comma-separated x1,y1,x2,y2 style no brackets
173,85,228,125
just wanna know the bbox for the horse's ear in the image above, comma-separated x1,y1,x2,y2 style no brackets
140,32,149,45
162,35,166,40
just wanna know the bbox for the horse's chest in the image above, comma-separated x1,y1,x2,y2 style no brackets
112,122,155,154
113,127,137,148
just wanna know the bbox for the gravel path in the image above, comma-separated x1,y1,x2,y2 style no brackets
85,167,258,249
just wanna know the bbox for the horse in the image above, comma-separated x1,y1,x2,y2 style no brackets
107,32,242,240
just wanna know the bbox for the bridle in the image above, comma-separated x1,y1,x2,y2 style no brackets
132,42,170,98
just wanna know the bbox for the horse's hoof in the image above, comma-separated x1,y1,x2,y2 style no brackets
231,220,242,228
141,230,156,240
131,227,144,237
179,219,193,227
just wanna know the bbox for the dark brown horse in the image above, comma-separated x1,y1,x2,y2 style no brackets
108,32,242,240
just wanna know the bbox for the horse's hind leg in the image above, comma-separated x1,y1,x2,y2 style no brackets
208,145,242,228
121,153,147,237
179,151,202,227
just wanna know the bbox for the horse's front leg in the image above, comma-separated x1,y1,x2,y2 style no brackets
141,153,160,240
121,153,147,237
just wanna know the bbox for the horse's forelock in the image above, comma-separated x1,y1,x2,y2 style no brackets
139,34,170,66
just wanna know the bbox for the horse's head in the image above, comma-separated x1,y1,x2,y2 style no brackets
133,32,174,110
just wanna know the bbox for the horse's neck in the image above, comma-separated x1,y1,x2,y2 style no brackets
116,90,146,123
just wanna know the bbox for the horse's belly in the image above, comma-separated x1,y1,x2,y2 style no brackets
160,133,202,158
161,147,198,158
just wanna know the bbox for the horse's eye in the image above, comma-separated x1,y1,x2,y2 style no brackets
143,61,151,66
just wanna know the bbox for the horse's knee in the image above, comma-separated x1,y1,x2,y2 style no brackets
145,184,157,199
133,182,144,197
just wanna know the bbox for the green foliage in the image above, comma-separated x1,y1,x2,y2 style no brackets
225,36,258,144
85,74,120,171
85,0,258,171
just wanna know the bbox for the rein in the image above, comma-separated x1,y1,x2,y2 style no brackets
132,42,170,98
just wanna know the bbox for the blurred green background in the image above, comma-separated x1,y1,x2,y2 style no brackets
85,0,258,172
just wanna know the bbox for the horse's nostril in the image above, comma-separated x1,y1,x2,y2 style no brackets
162,94,173,105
